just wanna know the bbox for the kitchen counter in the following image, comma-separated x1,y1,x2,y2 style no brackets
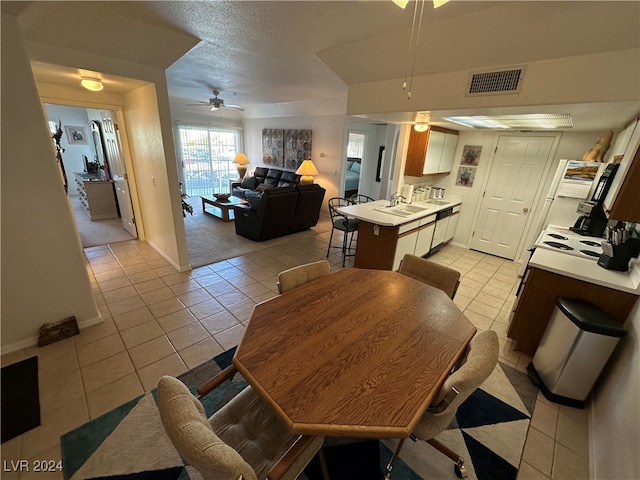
337,195,462,226
530,248,640,295
337,194,462,270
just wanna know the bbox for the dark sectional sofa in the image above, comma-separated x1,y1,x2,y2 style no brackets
231,167,300,199
233,183,326,241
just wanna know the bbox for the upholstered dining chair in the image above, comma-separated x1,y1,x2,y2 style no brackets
398,254,461,299
277,260,331,294
326,197,359,267
384,330,499,479
157,368,328,480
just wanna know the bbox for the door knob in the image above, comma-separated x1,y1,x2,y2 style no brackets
523,207,529,213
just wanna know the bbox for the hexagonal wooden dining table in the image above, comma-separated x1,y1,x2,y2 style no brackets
233,268,477,439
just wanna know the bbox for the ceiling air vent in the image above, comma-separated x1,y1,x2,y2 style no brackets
466,66,526,96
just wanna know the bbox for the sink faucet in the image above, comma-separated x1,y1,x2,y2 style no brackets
388,193,405,207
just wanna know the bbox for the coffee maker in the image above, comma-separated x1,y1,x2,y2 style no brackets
570,163,619,237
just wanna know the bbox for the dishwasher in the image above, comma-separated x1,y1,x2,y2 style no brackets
430,207,453,252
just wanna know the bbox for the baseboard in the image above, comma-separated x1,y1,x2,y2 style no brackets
146,239,191,272
1,315,104,355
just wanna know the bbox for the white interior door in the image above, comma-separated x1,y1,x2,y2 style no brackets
100,112,137,238
469,135,554,259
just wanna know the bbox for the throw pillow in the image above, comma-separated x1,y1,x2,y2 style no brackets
350,162,361,173
240,176,257,189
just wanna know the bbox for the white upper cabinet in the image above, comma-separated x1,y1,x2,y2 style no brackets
405,126,459,177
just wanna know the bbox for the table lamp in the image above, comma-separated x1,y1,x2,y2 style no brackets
295,160,319,185
233,153,250,179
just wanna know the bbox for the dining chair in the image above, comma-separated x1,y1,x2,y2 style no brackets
157,368,328,480
398,254,461,299
349,194,375,204
277,260,331,294
384,330,499,479
326,197,359,267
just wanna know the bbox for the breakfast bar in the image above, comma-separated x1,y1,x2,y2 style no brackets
337,195,462,270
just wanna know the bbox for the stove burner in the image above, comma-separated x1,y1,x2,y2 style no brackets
580,240,601,247
548,233,569,240
543,241,574,250
580,250,601,258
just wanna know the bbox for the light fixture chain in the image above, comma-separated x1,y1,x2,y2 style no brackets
407,0,426,99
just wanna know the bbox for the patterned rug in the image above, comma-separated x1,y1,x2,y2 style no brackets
60,349,537,480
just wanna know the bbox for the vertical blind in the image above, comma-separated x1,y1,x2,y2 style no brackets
177,125,242,197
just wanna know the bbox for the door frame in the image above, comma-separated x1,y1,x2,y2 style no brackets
468,132,562,263
39,97,144,242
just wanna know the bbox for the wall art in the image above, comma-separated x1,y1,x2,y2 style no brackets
284,129,312,169
460,145,482,166
65,126,88,145
262,129,284,167
456,166,476,187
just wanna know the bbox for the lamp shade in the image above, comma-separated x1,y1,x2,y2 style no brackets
295,160,319,185
232,153,250,179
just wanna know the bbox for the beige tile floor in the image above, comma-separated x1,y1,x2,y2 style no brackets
0,218,589,479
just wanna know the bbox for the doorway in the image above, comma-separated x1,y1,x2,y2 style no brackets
345,132,365,198
469,135,556,259
44,103,138,248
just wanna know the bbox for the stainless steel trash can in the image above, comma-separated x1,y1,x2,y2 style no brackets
527,297,627,408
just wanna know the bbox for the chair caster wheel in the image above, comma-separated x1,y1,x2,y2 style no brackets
455,463,467,478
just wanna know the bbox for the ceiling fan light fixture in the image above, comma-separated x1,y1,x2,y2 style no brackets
80,77,103,92
433,0,450,8
392,0,410,8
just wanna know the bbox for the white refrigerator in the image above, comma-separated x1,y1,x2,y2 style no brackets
532,159,605,236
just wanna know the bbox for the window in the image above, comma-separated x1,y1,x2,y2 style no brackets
177,125,242,197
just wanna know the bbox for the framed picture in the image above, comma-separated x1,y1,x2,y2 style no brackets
262,129,284,167
456,166,476,187
461,145,482,166
284,129,312,169
65,126,88,145
376,146,385,182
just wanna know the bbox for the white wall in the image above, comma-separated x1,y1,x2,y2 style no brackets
43,104,97,196
395,127,620,262
590,299,640,480
1,14,99,351
241,115,349,214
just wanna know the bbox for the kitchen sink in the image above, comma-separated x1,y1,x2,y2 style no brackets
373,204,428,217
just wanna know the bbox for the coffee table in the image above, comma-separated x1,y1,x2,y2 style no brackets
201,194,247,221
233,268,477,439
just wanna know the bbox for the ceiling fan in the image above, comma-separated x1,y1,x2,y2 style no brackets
187,89,244,111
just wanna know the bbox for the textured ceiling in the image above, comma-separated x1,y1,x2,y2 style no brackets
9,1,640,129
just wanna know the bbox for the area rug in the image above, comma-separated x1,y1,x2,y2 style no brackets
60,349,536,480
1,356,41,443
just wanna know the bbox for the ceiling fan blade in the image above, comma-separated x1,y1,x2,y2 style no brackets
224,104,245,111
185,101,210,106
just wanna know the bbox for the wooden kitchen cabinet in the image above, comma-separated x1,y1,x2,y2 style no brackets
605,143,640,222
507,267,637,356
404,126,459,177
603,117,640,222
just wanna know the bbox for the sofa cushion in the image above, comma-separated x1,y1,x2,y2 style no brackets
241,176,257,189
256,184,275,192
247,195,262,211
280,171,299,184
